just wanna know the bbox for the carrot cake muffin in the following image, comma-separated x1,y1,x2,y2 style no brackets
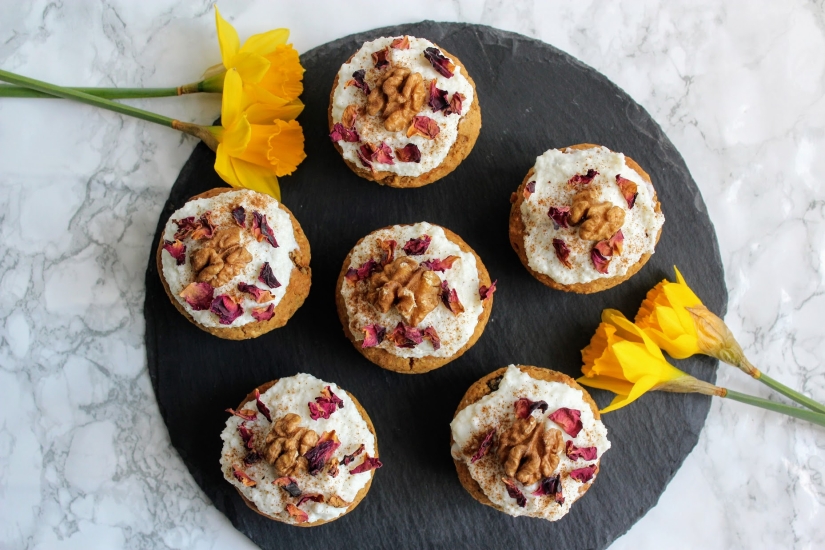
451,365,610,520
157,188,311,340
220,373,381,526
328,35,481,188
509,144,664,293
335,222,495,373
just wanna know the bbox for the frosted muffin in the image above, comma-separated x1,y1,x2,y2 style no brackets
156,188,311,339
335,222,495,373
220,373,381,526
509,144,665,293
451,365,610,520
328,35,481,188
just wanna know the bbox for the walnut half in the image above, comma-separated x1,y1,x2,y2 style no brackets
497,416,564,485
569,188,625,241
190,227,252,287
366,67,427,132
366,257,441,326
259,414,319,477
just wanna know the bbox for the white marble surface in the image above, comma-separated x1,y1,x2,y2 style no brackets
1,0,823,548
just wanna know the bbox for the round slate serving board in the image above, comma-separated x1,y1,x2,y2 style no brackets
145,21,726,550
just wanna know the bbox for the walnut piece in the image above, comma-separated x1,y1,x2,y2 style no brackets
367,257,441,326
496,416,564,485
569,188,625,241
366,67,427,132
342,104,359,128
190,227,252,287
259,413,319,477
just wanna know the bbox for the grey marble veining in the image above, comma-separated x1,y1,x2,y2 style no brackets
0,1,823,548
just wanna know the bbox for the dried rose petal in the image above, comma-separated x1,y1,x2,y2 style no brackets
350,454,383,474
421,255,459,272
237,282,274,303
340,444,365,466
361,324,386,348
190,212,216,240
479,280,497,301
565,440,598,461
254,388,272,422
532,475,564,504
243,451,262,466
591,244,611,274
423,47,455,78
553,238,572,269
285,503,308,523
251,212,278,248
391,36,410,49
357,143,374,169
173,216,198,240
296,493,325,508
441,280,465,315
386,322,424,348
445,92,464,116
308,401,336,421
258,262,281,289
395,143,421,163
346,69,370,95
179,282,214,311
163,240,186,265
616,174,638,209
379,239,396,266
226,408,257,421
210,294,243,325
232,466,256,487
407,116,440,139
238,423,254,449
570,464,597,483
251,304,275,321
372,46,390,69
305,431,341,475
232,206,246,228
548,206,571,229
514,397,549,419
502,477,526,507
326,460,339,478
471,429,495,464
329,122,360,143
608,229,624,255
428,80,449,112
549,407,583,437
402,235,431,255
568,169,599,186
422,326,441,350
523,180,536,199
274,476,301,498
345,258,378,283
372,141,394,165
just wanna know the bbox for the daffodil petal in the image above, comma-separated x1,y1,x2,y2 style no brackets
244,99,304,124
609,312,668,360
655,304,686,340
214,145,241,187
577,375,634,396
239,28,289,56
215,7,240,69
231,52,271,84
221,69,244,128
231,159,281,201
600,374,660,413
612,341,685,383
222,115,252,157
266,119,306,177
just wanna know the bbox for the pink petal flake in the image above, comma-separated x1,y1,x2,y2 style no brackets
428,80,449,112
372,46,390,69
549,407,583,437
470,428,495,463
350,454,383,474
173,216,198,240
387,322,424,348
407,116,440,139
553,238,573,269
190,212,216,240
421,255,459,272
305,431,341,475
565,440,598,461
379,239,396,266
163,240,186,265
308,386,343,421
179,282,214,311
502,477,526,507
372,141,394,165
340,444,365,466
391,36,410,49
238,423,254,449
532,475,564,504
422,326,441,350
258,262,281,289
345,69,370,95
402,235,431,255
445,92,464,115
237,282,274,303
232,466,256,487
210,294,243,325
357,143,374,170
441,280,465,315
252,212,278,248
570,464,598,483
251,304,275,322
423,47,455,78
615,174,638,209
523,181,536,199
274,476,301,497
296,493,325,507
362,324,386,348
345,258,378,283
514,397,549,419
395,143,421,163
232,206,246,228
591,242,612,274
479,280,497,301
243,451,262,465
608,229,624,255
548,206,571,229
254,388,272,422
568,169,599,186
285,503,308,523
329,122,360,143
226,408,257,421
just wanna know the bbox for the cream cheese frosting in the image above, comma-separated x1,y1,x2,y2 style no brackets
160,189,298,328
330,36,475,177
450,366,610,520
341,222,485,359
520,146,665,285
220,373,377,524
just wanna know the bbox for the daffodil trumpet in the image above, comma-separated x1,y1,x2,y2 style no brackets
636,268,825,415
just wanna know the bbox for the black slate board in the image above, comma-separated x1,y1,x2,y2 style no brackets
145,22,726,550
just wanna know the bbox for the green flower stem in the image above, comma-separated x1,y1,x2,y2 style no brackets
754,372,825,415
0,85,182,99
723,389,825,428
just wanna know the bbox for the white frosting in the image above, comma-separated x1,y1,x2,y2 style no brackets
160,189,299,328
341,222,485,359
219,373,377,524
450,366,611,520
520,146,665,284
331,36,475,177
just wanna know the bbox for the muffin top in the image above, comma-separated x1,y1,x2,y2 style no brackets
220,374,379,525
341,222,490,359
451,365,610,520
519,146,665,285
160,189,298,328
330,36,475,177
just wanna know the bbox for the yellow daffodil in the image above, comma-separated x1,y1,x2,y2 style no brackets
578,309,691,413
